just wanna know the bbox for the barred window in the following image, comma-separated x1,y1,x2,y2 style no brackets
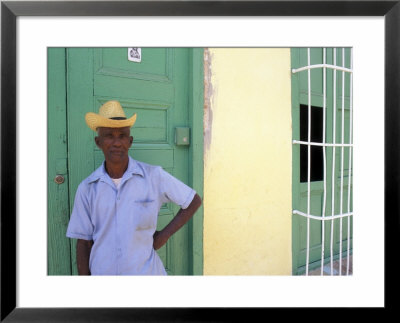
291,48,353,276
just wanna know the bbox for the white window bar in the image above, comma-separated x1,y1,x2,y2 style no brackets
339,48,346,275
292,140,352,147
293,210,353,221
292,48,353,276
347,49,353,275
306,47,311,276
321,48,327,276
330,48,337,275
292,64,352,74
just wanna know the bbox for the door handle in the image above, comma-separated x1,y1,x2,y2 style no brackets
54,175,65,184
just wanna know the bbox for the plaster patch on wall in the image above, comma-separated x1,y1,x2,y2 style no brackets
203,48,213,157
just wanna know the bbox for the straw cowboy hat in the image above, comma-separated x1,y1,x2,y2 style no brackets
85,100,137,131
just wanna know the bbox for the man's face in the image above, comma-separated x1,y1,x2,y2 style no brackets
95,127,133,164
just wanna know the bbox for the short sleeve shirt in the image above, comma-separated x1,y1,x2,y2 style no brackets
66,157,196,275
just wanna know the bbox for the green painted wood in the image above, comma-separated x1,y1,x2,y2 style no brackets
47,48,71,275
168,48,190,274
67,48,96,275
188,48,204,275
65,48,202,275
291,48,353,275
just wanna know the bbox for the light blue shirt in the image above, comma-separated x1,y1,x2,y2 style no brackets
66,156,196,275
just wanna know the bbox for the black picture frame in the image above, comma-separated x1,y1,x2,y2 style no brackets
1,0,398,321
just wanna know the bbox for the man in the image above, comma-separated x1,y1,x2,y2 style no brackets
66,100,202,275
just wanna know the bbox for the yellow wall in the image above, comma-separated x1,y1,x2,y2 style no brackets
203,48,292,275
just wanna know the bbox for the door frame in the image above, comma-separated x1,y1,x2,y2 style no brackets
47,48,204,275
188,48,204,275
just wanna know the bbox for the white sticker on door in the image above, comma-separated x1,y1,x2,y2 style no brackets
128,48,142,62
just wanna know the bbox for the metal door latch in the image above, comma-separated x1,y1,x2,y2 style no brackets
54,175,65,184
175,127,190,146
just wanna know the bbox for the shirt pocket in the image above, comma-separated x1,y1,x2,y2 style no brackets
133,199,157,230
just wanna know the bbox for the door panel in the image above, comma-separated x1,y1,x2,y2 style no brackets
67,48,192,275
96,48,172,82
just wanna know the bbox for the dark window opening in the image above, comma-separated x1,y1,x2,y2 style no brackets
300,104,323,182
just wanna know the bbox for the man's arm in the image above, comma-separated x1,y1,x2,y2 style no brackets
153,193,202,250
76,239,94,275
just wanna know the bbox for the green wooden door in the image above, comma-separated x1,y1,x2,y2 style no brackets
291,48,353,275
48,48,71,275
48,47,204,275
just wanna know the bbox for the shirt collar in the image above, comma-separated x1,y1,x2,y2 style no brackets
88,156,144,184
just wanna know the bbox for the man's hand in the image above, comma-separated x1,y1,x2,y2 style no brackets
152,193,202,251
77,239,93,275
153,230,169,250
